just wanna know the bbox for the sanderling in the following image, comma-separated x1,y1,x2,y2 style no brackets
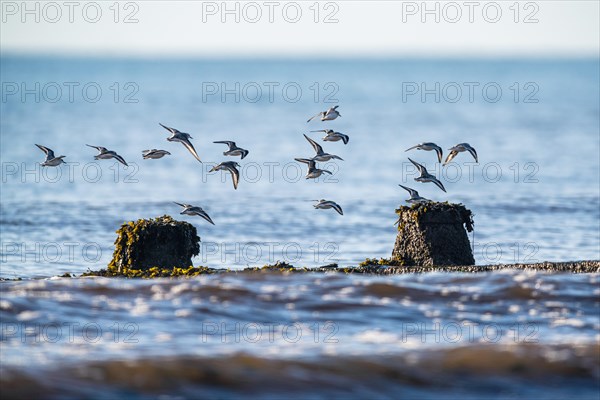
294,158,332,179
398,184,431,204
307,105,341,123
213,141,249,159
35,144,66,167
408,158,446,192
174,202,215,225
159,123,201,163
444,143,478,165
303,134,343,162
86,145,128,166
313,199,344,215
142,149,171,159
209,161,240,190
311,129,350,145
405,142,443,163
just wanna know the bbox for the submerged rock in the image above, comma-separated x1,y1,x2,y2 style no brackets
108,215,200,274
392,202,475,266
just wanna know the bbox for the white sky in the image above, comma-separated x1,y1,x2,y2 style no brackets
1,1,598,57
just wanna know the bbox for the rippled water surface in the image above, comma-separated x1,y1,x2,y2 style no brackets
1,58,599,276
1,271,599,398
1,57,599,398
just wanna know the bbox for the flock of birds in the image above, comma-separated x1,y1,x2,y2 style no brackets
34,104,478,224
401,142,479,203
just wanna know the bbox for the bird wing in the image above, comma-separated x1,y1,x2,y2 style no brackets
303,134,323,155
405,144,420,152
214,141,235,149
113,153,129,167
294,158,312,165
444,150,458,165
399,184,418,197
306,112,323,123
226,164,240,190
408,158,425,174
467,146,478,162
35,144,53,158
432,177,446,192
159,123,178,134
340,134,349,145
209,163,221,173
331,202,343,215
181,138,202,162
86,144,105,152
199,211,215,225
434,147,443,163
173,201,186,208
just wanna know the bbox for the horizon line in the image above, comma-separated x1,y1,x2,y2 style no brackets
2,51,599,62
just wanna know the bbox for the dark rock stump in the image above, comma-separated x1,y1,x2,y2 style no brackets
392,203,474,266
108,215,200,273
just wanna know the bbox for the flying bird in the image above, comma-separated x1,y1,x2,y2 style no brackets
311,129,349,145
408,158,446,192
313,199,344,215
174,202,215,225
444,143,478,165
209,161,240,190
398,184,431,204
213,141,249,159
86,145,128,166
405,142,443,163
307,106,341,123
142,149,171,159
303,134,343,162
294,158,332,179
159,123,201,163
35,144,66,167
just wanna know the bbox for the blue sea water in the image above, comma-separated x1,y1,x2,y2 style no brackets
1,57,599,398
1,57,599,277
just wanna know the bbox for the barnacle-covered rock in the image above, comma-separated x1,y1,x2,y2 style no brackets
108,215,200,274
392,202,475,266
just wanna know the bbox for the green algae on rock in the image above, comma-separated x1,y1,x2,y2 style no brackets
108,215,200,274
83,265,221,278
392,202,475,266
351,260,600,274
243,261,296,272
76,260,600,279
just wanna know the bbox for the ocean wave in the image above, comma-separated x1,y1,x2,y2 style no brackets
2,344,598,399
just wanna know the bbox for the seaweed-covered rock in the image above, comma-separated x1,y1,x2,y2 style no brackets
392,202,474,266
108,215,200,274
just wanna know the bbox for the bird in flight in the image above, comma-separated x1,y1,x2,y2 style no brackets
174,202,215,225
307,106,341,123
35,144,66,167
159,123,202,163
86,145,128,166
